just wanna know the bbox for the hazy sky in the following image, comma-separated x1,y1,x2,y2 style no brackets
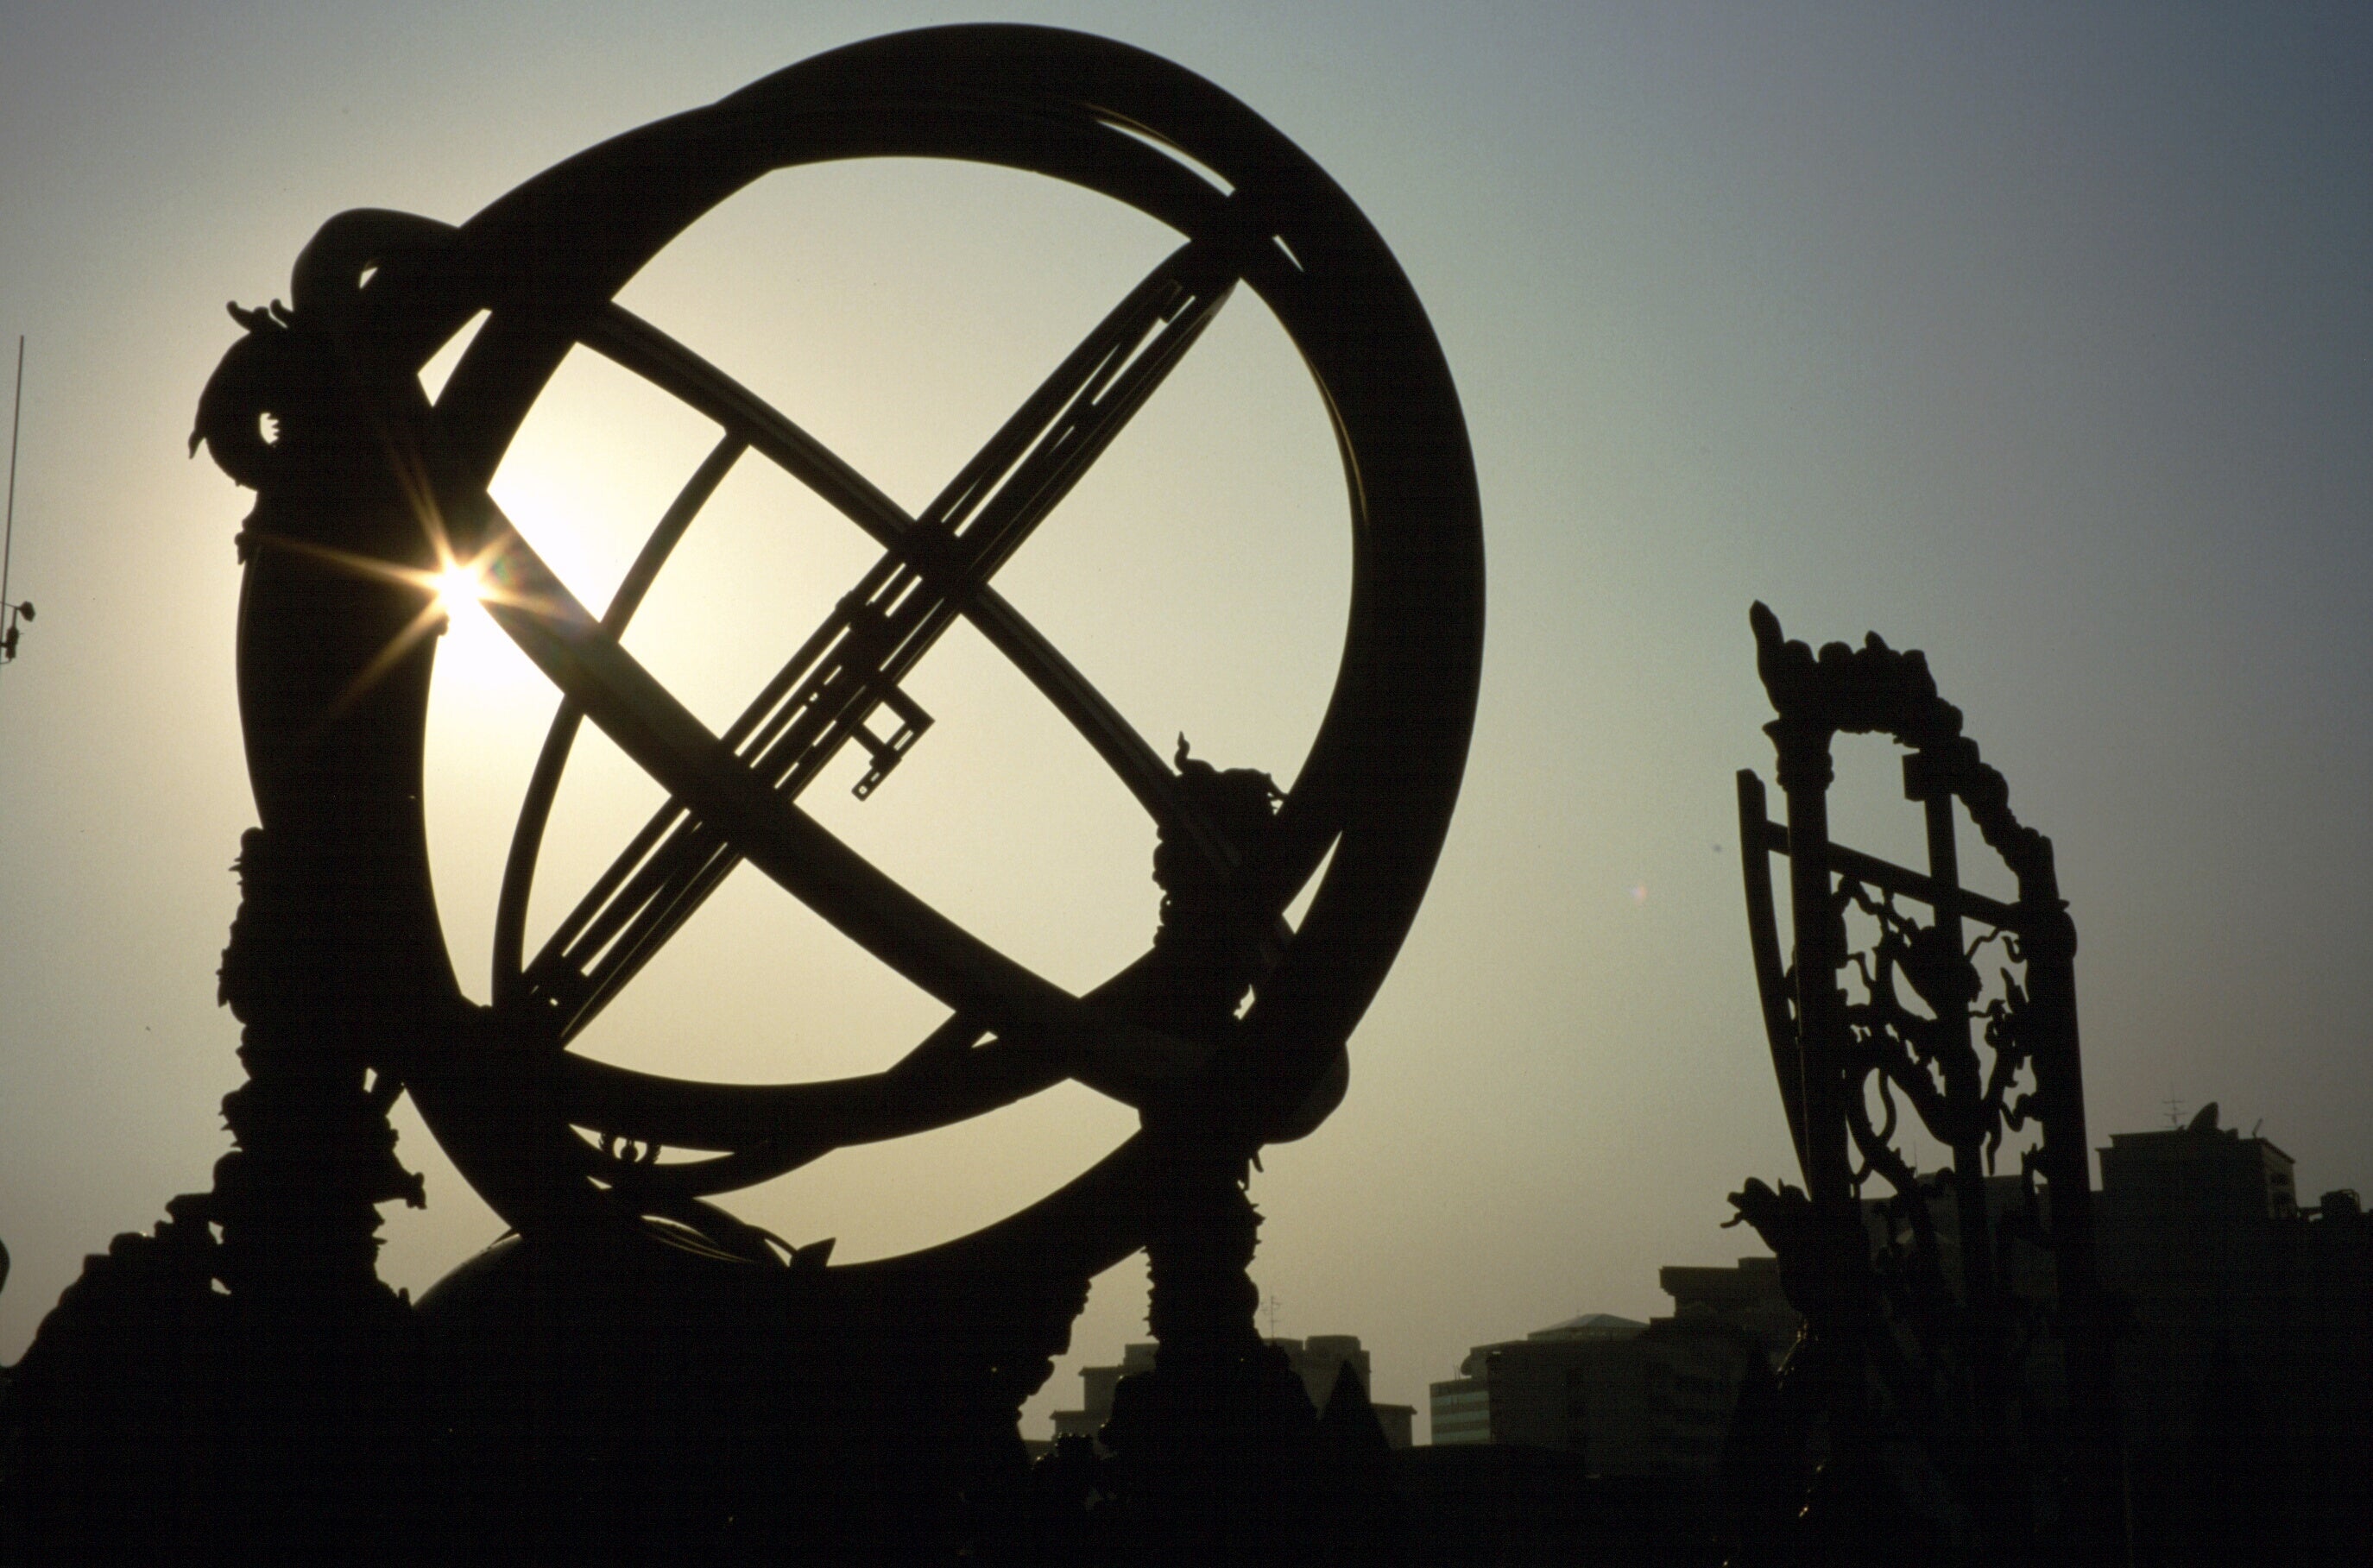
3,3,2368,1440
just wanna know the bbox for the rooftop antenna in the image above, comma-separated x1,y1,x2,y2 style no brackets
2,336,32,667
2162,1088,2186,1130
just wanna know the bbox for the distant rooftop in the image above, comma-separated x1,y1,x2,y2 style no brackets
2105,1101,2294,1165
1528,1313,1647,1341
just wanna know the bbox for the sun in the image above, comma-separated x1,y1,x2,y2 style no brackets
431,562,490,625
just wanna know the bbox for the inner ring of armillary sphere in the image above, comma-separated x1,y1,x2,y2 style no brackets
357,26,1480,1262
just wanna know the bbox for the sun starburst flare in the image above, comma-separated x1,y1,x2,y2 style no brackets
430,560,490,623
240,465,569,741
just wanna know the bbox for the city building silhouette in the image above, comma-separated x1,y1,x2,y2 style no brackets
1051,1334,1416,1451
1426,1257,1796,1476
2088,1105,2369,1563
1404,1114,2367,1565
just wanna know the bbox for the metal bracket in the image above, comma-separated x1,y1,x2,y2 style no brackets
851,684,932,799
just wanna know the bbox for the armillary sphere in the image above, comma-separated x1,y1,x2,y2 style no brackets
198,25,1481,1288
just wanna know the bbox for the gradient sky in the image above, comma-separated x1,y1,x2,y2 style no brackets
3,3,2368,1440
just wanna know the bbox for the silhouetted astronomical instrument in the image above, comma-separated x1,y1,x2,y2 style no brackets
200,26,1481,1280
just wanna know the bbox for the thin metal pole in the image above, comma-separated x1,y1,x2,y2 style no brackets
3,336,22,627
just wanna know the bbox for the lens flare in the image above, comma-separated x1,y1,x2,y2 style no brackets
431,562,489,623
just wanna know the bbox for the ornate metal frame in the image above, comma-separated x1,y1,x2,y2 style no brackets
192,26,1482,1299
1732,603,2122,1564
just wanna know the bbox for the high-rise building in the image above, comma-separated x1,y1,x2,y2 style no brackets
2086,1105,2369,1561
1426,1258,1796,1475
1426,1313,1645,1452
